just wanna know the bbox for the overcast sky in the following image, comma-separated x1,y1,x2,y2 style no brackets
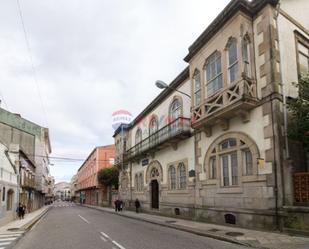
0,0,230,183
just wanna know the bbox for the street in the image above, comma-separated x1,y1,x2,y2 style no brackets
13,201,248,249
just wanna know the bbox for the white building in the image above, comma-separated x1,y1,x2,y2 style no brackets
0,142,18,226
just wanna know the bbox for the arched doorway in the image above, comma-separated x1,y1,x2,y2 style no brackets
150,179,159,209
7,189,14,211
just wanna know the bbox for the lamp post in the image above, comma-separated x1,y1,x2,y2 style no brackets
155,80,191,99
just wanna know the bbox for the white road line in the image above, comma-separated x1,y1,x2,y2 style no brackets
0,242,11,246
0,238,16,241
112,240,126,249
100,236,107,242
78,215,90,224
100,232,110,238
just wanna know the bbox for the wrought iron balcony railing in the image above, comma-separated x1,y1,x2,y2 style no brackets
126,117,191,160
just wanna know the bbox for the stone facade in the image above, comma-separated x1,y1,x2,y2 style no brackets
114,0,309,232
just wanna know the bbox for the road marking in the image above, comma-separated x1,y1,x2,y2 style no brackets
0,238,16,241
100,236,107,242
112,240,126,249
0,242,11,246
100,232,109,238
78,215,90,224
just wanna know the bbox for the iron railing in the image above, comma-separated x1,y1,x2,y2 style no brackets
126,117,191,159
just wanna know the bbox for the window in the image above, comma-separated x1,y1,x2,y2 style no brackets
209,157,216,179
243,149,253,176
135,129,142,144
205,134,259,187
170,99,182,133
243,35,251,77
149,117,158,145
221,152,238,186
297,41,309,74
135,174,139,191
194,71,202,105
2,187,5,202
178,163,186,189
139,174,143,191
205,51,222,96
168,166,176,190
228,38,238,83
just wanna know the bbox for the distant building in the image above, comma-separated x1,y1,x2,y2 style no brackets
54,182,71,201
70,175,78,202
77,145,115,206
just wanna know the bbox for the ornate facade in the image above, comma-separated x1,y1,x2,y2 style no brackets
114,0,309,232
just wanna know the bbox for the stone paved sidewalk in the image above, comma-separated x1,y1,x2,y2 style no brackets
0,205,50,233
82,204,309,249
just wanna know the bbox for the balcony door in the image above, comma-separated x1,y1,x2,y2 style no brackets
170,99,181,134
149,117,158,147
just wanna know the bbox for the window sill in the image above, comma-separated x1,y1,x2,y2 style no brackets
202,179,217,186
216,187,243,194
242,175,266,183
167,189,189,195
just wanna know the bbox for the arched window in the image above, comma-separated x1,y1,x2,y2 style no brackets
168,166,176,190
149,116,158,145
242,34,251,77
170,98,182,133
205,51,222,96
193,70,201,106
2,187,5,202
139,173,143,191
178,163,187,189
204,133,258,187
135,128,142,145
227,38,238,83
135,174,139,191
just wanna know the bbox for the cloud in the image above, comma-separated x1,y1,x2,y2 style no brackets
0,0,230,183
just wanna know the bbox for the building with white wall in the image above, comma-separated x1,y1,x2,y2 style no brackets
115,0,309,232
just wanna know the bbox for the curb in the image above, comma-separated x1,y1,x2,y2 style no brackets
81,204,253,248
6,206,52,249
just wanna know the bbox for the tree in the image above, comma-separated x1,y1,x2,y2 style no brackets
97,167,119,189
288,72,309,151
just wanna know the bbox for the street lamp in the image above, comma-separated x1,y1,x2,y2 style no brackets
155,80,191,99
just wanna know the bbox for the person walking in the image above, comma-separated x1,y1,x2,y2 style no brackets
135,198,140,213
114,199,119,212
119,200,123,212
21,204,26,219
16,203,23,220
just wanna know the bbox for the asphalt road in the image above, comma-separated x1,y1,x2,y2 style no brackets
13,201,249,249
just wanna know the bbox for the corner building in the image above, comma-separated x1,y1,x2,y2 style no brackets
115,0,309,232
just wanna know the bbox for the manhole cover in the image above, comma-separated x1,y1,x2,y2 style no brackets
208,228,220,232
225,232,244,237
165,220,177,224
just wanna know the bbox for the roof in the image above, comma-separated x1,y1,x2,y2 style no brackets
184,0,279,62
113,123,131,137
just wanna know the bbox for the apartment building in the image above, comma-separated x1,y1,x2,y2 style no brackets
77,145,115,205
0,107,52,211
114,0,309,232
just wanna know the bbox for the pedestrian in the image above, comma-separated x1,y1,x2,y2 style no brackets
16,203,23,220
114,199,119,212
21,204,26,219
135,198,140,213
119,200,123,212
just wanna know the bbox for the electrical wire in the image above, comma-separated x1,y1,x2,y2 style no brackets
16,0,49,127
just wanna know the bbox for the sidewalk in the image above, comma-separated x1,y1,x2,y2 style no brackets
82,204,309,249
0,205,50,233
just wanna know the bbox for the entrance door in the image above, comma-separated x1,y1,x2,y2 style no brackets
151,180,159,209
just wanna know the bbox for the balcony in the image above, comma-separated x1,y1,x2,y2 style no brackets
192,77,258,132
126,117,191,160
